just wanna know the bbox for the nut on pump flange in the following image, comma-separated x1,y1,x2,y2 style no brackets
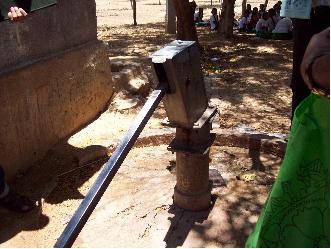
151,40,217,211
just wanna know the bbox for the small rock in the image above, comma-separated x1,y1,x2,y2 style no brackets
128,78,151,97
75,145,110,166
210,168,226,187
111,92,140,111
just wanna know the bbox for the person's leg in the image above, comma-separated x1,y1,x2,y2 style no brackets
311,6,330,34
288,31,293,40
290,18,312,119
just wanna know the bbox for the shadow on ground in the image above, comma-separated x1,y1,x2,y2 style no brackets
164,195,216,247
0,142,109,245
1,21,289,247
100,22,292,134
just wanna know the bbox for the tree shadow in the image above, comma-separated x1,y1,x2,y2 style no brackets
219,183,266,247
0,17,292,246
101,22,292,134
178,180,273,247
164,195,216,247
0,142,110,245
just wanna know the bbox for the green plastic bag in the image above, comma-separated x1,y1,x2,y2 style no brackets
246,93,330,248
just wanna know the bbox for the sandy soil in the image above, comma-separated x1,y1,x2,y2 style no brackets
1,0,292,247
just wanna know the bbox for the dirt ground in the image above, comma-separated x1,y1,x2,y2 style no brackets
96,0,280,26
1,0,292,247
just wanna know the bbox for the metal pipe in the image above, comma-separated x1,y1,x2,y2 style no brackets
54,83,168,248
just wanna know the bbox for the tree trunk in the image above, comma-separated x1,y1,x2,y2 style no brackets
172,0,198,41
242,0,247,16
211,0,213,6
132,0,137,25
166,0,177,34
264,0,268,9
159,0,161,5
219,0,235,37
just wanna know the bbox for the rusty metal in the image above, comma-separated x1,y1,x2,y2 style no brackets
152,41,218,211
167,107,217,154
171,117,214,211
151,40,208,129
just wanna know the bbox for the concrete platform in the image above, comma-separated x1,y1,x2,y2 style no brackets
72,142,281,247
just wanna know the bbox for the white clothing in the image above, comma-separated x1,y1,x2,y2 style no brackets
194,11,200,21
210,15,218,30
272,17,293,33
255,18,268,32
248,13,252,22
239,16,248,29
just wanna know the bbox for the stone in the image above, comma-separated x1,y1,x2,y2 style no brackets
75,145,110,166
110,92,140,111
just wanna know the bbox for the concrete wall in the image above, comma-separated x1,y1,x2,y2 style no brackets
0,0,97,73
0,0,114,178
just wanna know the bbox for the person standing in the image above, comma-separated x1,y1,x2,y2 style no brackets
246,27,330,248
210,7,219,31
290,0,330,118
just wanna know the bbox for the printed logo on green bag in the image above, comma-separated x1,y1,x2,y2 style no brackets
258,159,329,248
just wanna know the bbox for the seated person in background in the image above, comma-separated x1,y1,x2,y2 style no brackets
233,18,239,27
255,12,271,38
272,16,293,39
194,7,204,23
273,1,282,17
259,4,266,16
248,6,258,21
238,10,250,32
210,8,219,31
247,7,259,31
266,8,280,32
194,7,209,27
0,7,34,213
246,4,252,15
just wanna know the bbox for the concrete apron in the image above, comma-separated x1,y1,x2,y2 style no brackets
72,130,285,248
